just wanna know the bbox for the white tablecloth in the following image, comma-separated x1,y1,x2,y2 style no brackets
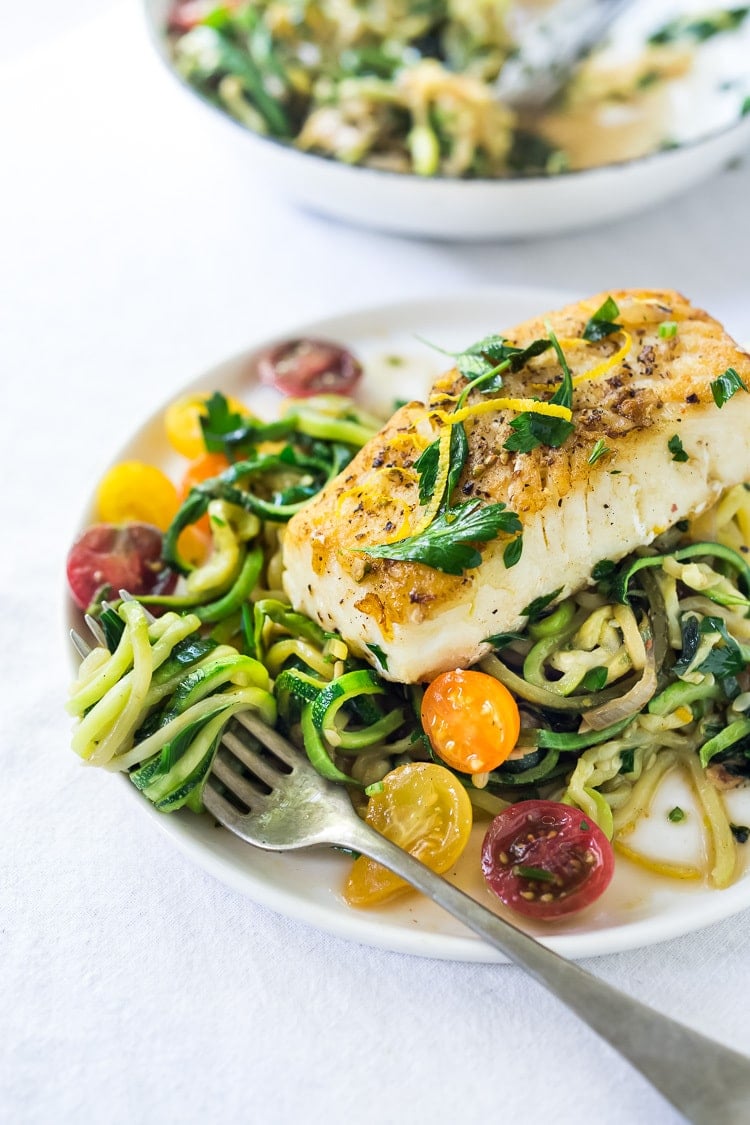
3,6,750,1123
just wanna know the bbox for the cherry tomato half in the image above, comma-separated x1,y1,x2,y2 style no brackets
421,669,520,774
66,523,177,611
481,800,615,920
257,338,362,397
344,763,472,907
96,461,179,532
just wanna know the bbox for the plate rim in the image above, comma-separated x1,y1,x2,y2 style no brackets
67,284,750,962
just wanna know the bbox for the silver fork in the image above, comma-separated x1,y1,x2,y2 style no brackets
207,712,750,1125
72,613,750,1124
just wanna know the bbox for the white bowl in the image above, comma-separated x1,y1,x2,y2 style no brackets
142,0,750,239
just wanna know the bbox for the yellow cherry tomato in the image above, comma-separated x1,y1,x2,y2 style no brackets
421,669,520,774
164,392,250,459
96,461,179,531
344,763,472,907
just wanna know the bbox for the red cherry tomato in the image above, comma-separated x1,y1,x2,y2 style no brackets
481,800,614,920
257,338,362,397
66,523,177,611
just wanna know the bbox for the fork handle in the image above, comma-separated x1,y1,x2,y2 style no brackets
340,819,750,1124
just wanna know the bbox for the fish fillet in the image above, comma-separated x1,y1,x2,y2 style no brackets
282,290,750,682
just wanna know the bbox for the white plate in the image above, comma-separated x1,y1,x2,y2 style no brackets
68,287,750,960
142,0,750,240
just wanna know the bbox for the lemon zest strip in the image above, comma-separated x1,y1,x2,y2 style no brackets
437,397,573,426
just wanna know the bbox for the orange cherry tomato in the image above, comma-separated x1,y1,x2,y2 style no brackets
179,452,231,498
344,763,472,907
178,452,231,545
164,392,250,459
421,669,520,774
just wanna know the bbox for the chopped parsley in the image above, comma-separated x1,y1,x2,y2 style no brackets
582,297,620,342
668,434,689,462
199,391,250,452
710,367,748,408
418,332,551,383
649,7,749,45
696,616,747,677
415,422,468,506
366,643,389,671
358,499,522,576
668,806,686,823
521,587,563,621
484,631,525,649
503,410,575,453
581,666,608,692
504,328,575,453
619,749,635,774
503,536,523,569
588,439,611,465
512,864,556,883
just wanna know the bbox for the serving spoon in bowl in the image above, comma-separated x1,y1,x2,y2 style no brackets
496,0,635,110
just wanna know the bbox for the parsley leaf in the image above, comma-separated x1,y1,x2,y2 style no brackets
548,329,574,410
503,536,523,569
484,631,525,649
619,748,635,774
581,666,608,692
366,643,389,671
697,616,747,677
358,500,522,576
414,423,468,507
649,8,749,45
710,367,748,408
504,411,575,453
582,297,620,342
668,434,689,462
588,438,610,465
512,865,555,883
520,588,563,621
419,333,553,389
504,329,575,453
199,391,251,452
592,559,616,581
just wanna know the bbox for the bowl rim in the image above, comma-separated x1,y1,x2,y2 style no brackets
142,0,750,189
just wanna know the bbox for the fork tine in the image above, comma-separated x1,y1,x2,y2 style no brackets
222,726,288,789
211,750,270,808
70,628,92,658
232,710,300,771
119,589,156,623
202,777,245,825
84,613,107,648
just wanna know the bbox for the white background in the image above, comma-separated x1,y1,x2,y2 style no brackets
3,3,750,1124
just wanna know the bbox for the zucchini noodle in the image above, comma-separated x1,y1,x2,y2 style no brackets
69,390,750,891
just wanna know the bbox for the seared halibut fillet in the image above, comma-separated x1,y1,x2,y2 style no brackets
282,290,750,683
